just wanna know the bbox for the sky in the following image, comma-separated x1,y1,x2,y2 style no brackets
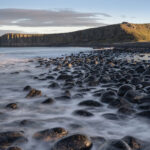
0,0,150,35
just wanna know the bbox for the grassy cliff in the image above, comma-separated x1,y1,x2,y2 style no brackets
0,22,150,47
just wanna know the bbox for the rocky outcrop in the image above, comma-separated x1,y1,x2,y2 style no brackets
0,22,150,47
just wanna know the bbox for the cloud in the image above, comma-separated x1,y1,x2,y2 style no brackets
0,8,110,27
0,25,94,35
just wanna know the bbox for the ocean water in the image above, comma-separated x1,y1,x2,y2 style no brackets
0,47,150,150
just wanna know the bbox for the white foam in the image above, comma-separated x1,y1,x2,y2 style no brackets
0,54,29,67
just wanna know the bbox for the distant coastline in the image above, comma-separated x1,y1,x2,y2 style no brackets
1,22,150,48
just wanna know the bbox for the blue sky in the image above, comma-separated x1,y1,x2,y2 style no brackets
0,0,149,35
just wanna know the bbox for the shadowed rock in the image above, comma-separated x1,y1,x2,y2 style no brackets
52,134,92,150
33,127,68,142
78,100,102,107
73,110,94,117
25,88,42,98
0,131,27,148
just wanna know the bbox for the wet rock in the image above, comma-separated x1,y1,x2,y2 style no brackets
131,78,141,85
55,95,71,100
73,110,94,117
78,100,102,107
122,136,141,150
118,84,134,97
7,147,22,150
138,95,150,104
46,75,55,80
135,65,145,73
6,103,18,110
99,75,111,83
136,111,150,119
117,107,136,115
99,139,131,150
48,82,59,88
138,104,150,110
102,113,119,120
101,91,117,103
42,98,54,104
124,90,142,104
52,134,92,150
23,85,31,91
0,131,27,147
63,90,71,97
33,127,68,142
57,74,72,80
25,88,42,98
19,119,35,126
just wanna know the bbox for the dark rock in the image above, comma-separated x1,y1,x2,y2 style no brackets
46,75,55,80
117,107,136,115
55,96,71,100
78,100,102,107
19,119,35,126
136,111,150,119
73,110,94,117
122,136,141,150
138,95,150,104
33,127,68,142
48,82,59,88
25,88,42,98
63,90,71,97
124,90,142,104
102,113,119,120
0,131,26,147
135,65,145,73
6,103,18,110
52,134,92,150
57,74,72,80
138,104,150,110
42,98,54,104
118,84,134,97
7,147,22,150
23,85,31,91
99,75,111,83
99,139,131,150
131,78,141,85
101,91,117,103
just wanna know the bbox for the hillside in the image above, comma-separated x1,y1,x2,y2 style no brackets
0,22,150,47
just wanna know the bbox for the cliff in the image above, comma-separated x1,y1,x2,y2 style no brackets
0,22,150,47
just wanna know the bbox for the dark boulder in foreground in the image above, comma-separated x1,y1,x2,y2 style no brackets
33,127,68,142
99,140,131,150
25,88,42,98
52,134,92,150
0,131,27,148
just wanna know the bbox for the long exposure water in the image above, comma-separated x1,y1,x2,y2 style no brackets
0,47,150,150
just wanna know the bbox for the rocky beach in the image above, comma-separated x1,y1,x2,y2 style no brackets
0,47,150,150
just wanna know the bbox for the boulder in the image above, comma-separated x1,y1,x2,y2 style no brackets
52,134,92,150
